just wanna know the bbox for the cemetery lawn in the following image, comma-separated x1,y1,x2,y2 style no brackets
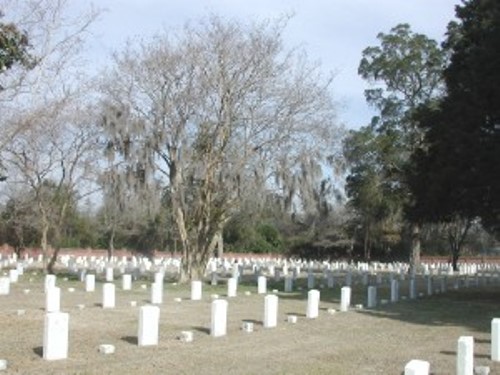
1,272,500,374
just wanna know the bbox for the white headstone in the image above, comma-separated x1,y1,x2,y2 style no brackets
367,286,377,308
307,273,315,289
138,305,160,346
85,274,95,292
257,276,267,295
151,282,163,304
284,276,293,292
227,278,237,298
8,269,18,283
43,312,69,360
154,272,163,285
105,267,113,282
264,294,278,328
306,289,320,319
340,286,351,312
404,359,430,375
457,336,474,375
492,318,500,361
191,280,202,301
409,278,416,299
211,299,228,337
327,273,334,288
45,287,61,313
102,283,115,308
0,277,10,295
391,279,399,303
122,274,132,291
44,274,56,293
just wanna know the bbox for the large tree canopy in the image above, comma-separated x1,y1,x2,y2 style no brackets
410,0,500,237
101,15,341,281
345,23,447,265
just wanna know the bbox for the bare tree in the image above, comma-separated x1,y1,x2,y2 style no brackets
2,96,100,272
101,15,342,281
0,0,99,155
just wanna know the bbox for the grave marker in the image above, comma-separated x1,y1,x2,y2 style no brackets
43,312,69,360
457,336,474,375
191,280,202,301
340,286,351,312
102,283,115,308
45,287,61,312
211,299,228,337
306,289,320,319
138,305,160,346
264,294,278,328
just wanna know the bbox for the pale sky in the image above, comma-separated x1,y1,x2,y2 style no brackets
78,0,461,129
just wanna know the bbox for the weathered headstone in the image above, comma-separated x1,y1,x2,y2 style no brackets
191,280,202,301
306,289,320,319
491,318,500,361
264,294,278,328
0,277,10,295
284,276,293,293
43,312,69,360
102,283,115,308
138,305,160,346
122,274,132,291
150,282,163,304
211,299,228,337
44,274,56,293
45,287,61,313
391,279,399,303
307,273,315,289
257,276,267,295
8,269,18,283
457,336,474,375
105,267,113,282
227,278,237,298
340,286,351,312
409,278,416,299
85,274,95,292
367,286,377,308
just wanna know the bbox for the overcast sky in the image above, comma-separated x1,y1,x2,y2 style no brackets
79,0,461,129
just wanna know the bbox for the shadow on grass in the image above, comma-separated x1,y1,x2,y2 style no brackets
285,312,306,317
356,287,500,334
121,336,138,345
33,346,43,357
241,319,263,326
192,326,210,335
440,350,490,359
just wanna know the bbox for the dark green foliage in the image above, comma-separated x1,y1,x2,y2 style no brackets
0,11,36,85
409,0,500,236
224,218,284,254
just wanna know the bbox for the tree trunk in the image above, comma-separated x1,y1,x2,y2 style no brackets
363,225,370,261
409,222,421,273
41,221,49,273
108,226,115,261
47,247,60,274
216,229,223,258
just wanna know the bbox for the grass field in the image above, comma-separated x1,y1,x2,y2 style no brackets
1,269,500,374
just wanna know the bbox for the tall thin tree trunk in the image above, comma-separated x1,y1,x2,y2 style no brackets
41,221,49,273
216,229,223,258
108,226,115,261
409,222,421,273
